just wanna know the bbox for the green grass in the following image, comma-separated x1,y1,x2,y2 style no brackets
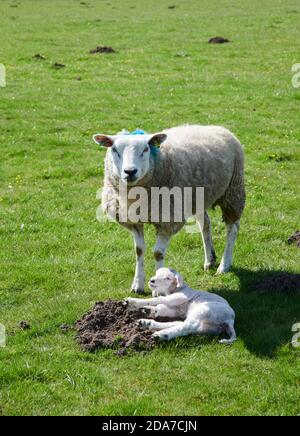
0,0,300,416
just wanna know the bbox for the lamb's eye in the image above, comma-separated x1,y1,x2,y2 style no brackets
141,147,149,156
166,277,172,281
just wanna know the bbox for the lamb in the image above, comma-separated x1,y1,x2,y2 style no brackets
125,267,237,344
93,125,245,293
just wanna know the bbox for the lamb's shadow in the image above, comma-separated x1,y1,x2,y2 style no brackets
160,267,300,357
210,267,300,358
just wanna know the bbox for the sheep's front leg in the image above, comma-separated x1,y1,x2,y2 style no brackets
131,226,146,293
153,233,170,270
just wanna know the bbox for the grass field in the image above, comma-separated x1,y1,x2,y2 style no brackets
0,0,300,416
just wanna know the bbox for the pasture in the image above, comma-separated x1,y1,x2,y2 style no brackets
0,0,299,416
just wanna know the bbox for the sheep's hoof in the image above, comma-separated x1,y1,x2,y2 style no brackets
204,261,216,271
153,331,169,341
131,287,145,294
137,319,151,330
216,265,230,275
141,307,152,315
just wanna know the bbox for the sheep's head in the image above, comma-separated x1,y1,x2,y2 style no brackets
93,132,166,185
148,267,184,296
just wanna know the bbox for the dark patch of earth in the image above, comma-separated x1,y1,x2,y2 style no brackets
76,299,157,355
19,320,31,330
288,230,300,248
33,54,46,60
253,273,300,294
89,46,116,54
53,62,65,69
209,37,230,44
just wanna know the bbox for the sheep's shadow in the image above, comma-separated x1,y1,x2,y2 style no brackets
210,267,300,358
155,267,300,358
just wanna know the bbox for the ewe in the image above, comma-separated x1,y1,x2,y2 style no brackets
93,125,245,293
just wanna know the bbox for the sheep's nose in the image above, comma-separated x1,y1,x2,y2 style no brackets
124,168,138,178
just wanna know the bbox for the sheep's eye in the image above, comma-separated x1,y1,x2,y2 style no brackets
141,147,149,156
166,277,172,281
112,148,120,157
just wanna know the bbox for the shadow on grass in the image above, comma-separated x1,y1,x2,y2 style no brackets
154,268,300,359
211,267,300,359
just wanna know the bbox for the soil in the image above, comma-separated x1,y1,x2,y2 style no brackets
33,54,46,60
76,299,157,355
253,273,300,294
53,62,65,69
89,46,116,54
288,230,300,248
19,320,31,330
209,37,230,44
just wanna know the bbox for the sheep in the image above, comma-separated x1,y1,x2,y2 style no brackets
93,125,245,293
125,267,237,344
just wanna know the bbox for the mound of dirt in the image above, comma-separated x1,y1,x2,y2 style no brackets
76,299,157,355
52,62,65,69
288,231,300,248
209,37,230,44
89,46,116,54
19,320,31,330
254,273,300,294
33,54,46,60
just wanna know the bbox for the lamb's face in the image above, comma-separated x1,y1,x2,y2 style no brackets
93,133,167,185
148,267,184,296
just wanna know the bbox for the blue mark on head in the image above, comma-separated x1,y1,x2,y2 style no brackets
118,128,160,159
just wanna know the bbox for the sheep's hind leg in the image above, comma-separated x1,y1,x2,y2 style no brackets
131,226,146,293
197,212,217,271
216,221,239,274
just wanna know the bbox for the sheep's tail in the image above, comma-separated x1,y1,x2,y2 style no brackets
218,143,246,224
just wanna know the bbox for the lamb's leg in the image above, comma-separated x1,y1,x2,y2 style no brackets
197,212,216,271
153,320,199,340
141,303,178,319
219,320,237,344
216,221,239,274
153,233,170,270
137,319,183,331
131,226,146,293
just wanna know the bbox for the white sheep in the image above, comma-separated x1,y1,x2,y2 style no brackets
93,125,245,293
125,267,237,344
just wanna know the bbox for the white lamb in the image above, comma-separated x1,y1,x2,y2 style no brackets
93,125,245,293
125,267,237,344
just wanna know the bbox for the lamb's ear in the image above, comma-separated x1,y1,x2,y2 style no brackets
175,272,184,289
148,133,167,148
93,134,114,148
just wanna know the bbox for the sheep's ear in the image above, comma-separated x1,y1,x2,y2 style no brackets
148,133,167,148
175,272,184,289
93,134,114,148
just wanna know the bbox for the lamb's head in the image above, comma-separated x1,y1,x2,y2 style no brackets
93,132,167,185
148,267,184,296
